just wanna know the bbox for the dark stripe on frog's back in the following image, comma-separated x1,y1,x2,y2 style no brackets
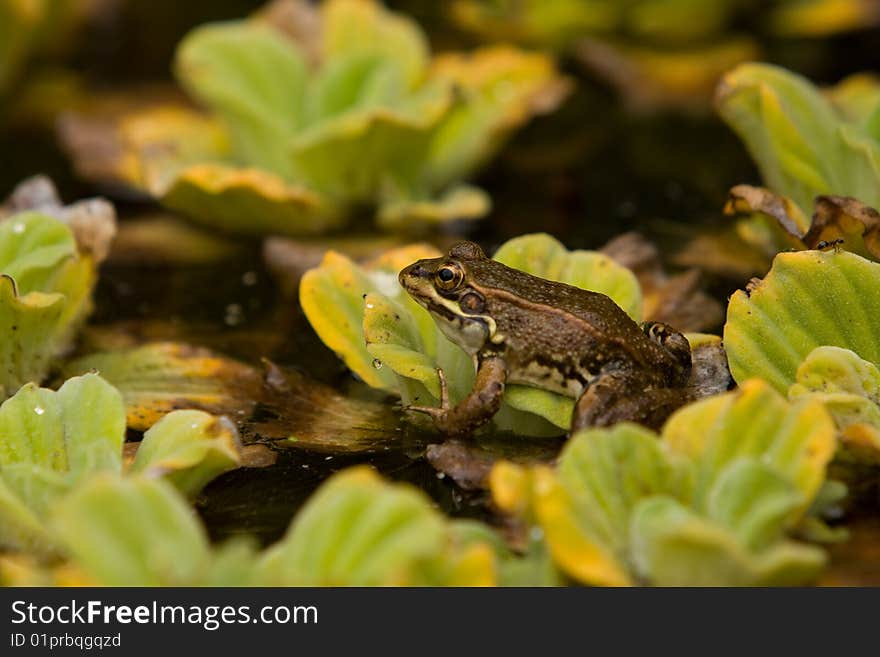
464,258,674,375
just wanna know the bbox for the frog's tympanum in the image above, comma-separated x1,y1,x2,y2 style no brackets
398,241,693,435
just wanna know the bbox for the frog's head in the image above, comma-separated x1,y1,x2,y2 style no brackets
398,241,495,355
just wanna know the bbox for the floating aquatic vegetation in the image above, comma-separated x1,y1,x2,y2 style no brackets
63,342,263,431
453,0,880,48
0,0,93,95
724,250,880,392
58,0,567,236
717,64,880,220
259,466,500,585
491,380,835,586
0,213,96,399
0,373,242,556
789,347,880,464
0,176,116,399
31,466,506,586
52,475,258,586
725,250,880,464
452,1,876,112
725,186,880,263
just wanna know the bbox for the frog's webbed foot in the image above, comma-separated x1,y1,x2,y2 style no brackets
404,368,450,419
571,371,690,433
404,357,508,436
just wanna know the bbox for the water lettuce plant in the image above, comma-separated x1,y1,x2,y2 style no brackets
0,0,89,95
0,373,242,556
452,1,875,111
0,211,100,399
300,233,642,434
717,64,880,252
725,249,880,462
71,0,567,237
491,380,835,586
452,0,878,48
18,466,506,586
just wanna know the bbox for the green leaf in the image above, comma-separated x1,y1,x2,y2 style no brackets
130,410,242,497
705,460,803,551
290,77,451,203
321,0,428,87
424,46,569,190
557,423,684,563
724,250,880,392
258,466,496,585
491,381,836,586
662,379,835,510
827,73,880,133
52,475,213,586
0,212,98,398
717,63,880,216
376,184,490,231
629,495,825,587
161,163,343,237
789,346,880,463
0,374,124,553
152,0,564,234
175,21,308,178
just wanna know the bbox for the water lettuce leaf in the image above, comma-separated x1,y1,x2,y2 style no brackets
0,373,243,555
0,374,123,554
62,0,566,236
724,250,880,392
717,63,880,219
0,212,99,399
129,410,242,497
789,346,880,464
490,380,834,586
258,466,498,585
50,466,503,586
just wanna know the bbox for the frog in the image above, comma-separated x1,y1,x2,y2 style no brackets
397,240,693,435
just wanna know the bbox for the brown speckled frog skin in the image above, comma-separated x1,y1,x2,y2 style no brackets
398,240,693,435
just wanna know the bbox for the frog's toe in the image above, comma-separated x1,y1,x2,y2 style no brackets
403,404,447,419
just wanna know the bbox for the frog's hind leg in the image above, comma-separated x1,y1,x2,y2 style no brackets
571,371,688,433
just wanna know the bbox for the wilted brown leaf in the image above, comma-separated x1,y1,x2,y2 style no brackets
672,222,779,280
245,362,414,453
426,437,561,491
62,342,262,431
601,232,723,332
723,184,880,261
724,184,809,240
802,196,880,259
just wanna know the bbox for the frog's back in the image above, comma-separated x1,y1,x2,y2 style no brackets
466,259,641,339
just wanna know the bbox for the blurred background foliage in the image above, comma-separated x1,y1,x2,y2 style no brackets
2,0,880,247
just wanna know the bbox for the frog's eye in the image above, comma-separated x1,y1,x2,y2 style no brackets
435,265,463,291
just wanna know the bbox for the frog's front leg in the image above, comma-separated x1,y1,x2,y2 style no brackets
571,371,688,432
406,355,508,435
